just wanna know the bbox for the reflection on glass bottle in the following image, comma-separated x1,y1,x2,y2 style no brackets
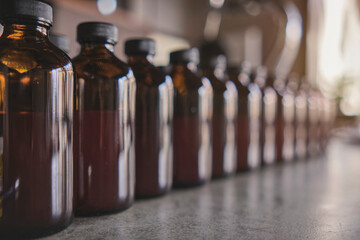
73,22,135,215
0,0,73,237
200,53,238,178
170,48,213,187
125,38,173,198
247,82,262,168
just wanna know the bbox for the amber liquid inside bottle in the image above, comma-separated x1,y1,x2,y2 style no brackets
73,43,135,215
128,56,173,198
201,69,238,178
171,64,213,187
0,23,73,238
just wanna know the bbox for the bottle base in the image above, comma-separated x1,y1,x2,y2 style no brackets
173,180,208,189
0,216,73,239
135,189,169,200
75,202,133,217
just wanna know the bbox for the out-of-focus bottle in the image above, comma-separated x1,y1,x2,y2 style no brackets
49,33,70,54
289,76,308,159
247,69,263,169
254,68,278,165
0,0,74,237
125,38,173,198
307,87,321,156
277,76,296,162
200,54,238,178
73,22,135,215
227,63,256,171
169,48,213,187
315,89,330,154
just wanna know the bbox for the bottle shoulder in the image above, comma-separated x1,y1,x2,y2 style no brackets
129,61,166,87
202,73,227,93
229,78,250,95
0,39,73,72
72,52,131,80
170,67,203,92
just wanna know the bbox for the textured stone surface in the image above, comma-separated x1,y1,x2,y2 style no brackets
42,140,360,240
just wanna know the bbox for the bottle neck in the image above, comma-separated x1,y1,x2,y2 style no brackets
1,22,49,40
202,66,225,81
127,55,154,65
172,62,198,74
80,42,115,54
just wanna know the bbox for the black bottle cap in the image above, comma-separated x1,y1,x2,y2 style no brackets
199,40,226,69
0,0,53,26
49,33,70,53
77,22,118,45
200,54,227,71
124,38,156,56
169,48,199,65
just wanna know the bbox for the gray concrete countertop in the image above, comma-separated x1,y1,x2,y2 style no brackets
44,140,360,240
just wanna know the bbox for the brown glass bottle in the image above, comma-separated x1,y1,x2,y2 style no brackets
287,76,308,159
169,48,213,187
0,0,73,238
125,38,173,198
274,76,295,162
72,22,135,215
227,64,252,171
254,68,278,166
307,88,322,156
200,55,238,178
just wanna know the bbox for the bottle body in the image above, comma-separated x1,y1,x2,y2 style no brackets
262,86,278,165
0,23,73,237
294,90,308,159
275,89,296,162
129,58,173,198
171,66,213,187
204,72,238,178
227,70,252,171
247,83,262,169
73,45,135,215
307,90,321,156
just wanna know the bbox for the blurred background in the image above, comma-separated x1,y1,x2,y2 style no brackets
22,0,360,127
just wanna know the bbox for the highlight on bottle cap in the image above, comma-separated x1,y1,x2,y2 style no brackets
0,0,53,26
77,22,118,45
124,38,156,56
